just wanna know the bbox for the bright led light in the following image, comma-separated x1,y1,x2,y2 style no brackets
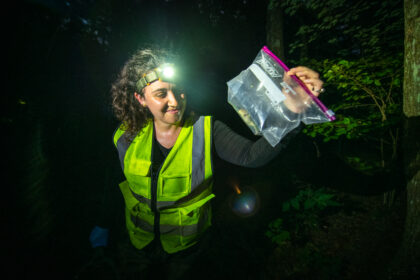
136,63,177,91
162,66,175,78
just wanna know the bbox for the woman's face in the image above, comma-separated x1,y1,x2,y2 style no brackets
136,80,186,126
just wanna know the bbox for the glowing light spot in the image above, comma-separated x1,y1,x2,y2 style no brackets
230,185,260,217
162,66,175,78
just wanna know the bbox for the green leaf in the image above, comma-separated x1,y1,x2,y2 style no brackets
273,231,290,245
319,194,334,201
338,60,349,67
291,198,300,210
265,231,273,238
336,128,347,135
304,199,316,210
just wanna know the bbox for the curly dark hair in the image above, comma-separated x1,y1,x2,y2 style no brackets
111,47,179,135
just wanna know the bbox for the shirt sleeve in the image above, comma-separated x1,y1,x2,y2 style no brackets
96,155,125,229
213,119,302,168
94,133,126,231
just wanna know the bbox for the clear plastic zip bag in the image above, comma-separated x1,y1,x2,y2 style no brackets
227,46,335,147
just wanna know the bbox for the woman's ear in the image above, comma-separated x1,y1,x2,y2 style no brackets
134,92,147,107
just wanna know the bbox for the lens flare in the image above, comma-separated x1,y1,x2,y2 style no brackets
234,185,241,194
230,185,260,217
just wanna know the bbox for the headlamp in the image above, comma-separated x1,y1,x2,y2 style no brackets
136,63,176,91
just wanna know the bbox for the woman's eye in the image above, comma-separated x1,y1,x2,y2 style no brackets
173,89,184,96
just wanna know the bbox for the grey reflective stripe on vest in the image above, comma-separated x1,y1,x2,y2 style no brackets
116,132,133,171
191,116,206,192
130,189,152,208
130,202,209,236
131,214,196,236
161,224,197,236
130,214,154,233
130,188,176,209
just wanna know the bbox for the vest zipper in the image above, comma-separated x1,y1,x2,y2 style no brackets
152,163,163,237
151,130,164,239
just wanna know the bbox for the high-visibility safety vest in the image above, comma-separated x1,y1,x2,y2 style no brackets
113,115,214,254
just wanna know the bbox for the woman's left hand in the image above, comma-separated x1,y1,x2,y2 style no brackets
282,66,324,113
286,66,324,97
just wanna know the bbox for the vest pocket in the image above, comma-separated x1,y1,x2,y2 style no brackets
124,159,152,198
180,194,214,232
159,194,215,251
160,174,191,198
124,175,150,198
180,202,209,233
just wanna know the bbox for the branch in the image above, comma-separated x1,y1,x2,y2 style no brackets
335,103,377,111
336,67,387,121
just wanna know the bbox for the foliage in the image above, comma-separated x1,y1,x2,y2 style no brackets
266,187,341,243
266,218,290,246
274,0,405,180
280,0,404,173
266,187,342,277
302,53,403,143
282,187,341,212
280,0,403,58
344,156,384,175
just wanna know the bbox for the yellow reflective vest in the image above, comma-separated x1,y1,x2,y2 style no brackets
113,115,214,254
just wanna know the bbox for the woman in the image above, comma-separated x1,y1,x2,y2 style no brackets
98,47,324,278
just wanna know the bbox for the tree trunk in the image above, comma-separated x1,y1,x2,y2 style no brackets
397,117,420,276
266,0,285,60
392,0,420,277
403,0,420,117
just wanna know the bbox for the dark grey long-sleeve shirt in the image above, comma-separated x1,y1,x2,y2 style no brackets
212,119,300,168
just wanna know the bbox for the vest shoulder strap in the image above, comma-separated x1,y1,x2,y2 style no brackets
113,123,127,147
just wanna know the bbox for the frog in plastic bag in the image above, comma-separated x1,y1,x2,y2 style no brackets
227,46,335,147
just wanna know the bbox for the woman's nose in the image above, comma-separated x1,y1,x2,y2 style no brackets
167,91,179,107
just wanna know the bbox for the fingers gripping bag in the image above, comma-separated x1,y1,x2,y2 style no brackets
227,46,335,147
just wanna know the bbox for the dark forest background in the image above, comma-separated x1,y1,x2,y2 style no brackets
3,0,419,279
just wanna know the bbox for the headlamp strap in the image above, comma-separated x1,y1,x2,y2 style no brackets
136,63,176,92
136,71,160,92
